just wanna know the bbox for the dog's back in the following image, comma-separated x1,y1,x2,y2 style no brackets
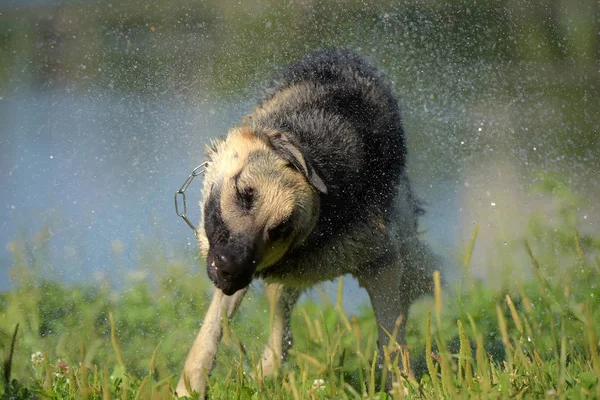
250,49,409,245
246,49,432,287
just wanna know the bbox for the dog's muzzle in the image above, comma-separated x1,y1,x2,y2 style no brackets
206,245,256,295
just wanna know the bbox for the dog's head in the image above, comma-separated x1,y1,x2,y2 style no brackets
198,127,326,295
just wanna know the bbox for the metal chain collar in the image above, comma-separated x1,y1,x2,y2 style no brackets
174,162,208,238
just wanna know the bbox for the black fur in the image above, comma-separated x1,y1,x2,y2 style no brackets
203,184,230,246
252,48,407,250
204,184,256,294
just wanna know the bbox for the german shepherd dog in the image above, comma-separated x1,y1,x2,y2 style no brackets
175,48,437,397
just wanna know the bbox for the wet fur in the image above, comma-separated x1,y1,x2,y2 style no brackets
177,48,437,398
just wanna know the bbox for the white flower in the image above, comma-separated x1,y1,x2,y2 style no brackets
312,378,326,391
31,352,44,366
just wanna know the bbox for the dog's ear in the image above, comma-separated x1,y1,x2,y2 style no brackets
268,131,327,194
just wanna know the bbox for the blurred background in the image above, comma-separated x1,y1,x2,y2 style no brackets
1,0,599,306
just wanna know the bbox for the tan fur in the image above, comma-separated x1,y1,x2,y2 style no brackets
258,283,300,377
176,287,247,397
251,82,315,120
198,127,318,271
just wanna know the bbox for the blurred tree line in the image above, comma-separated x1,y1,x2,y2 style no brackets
1,0,598,98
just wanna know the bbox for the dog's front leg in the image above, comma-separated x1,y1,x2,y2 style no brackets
259,282,301,378
176,287,248,398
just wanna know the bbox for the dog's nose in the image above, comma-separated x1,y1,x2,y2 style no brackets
207,244,256,295
215,252,228,265
213,251,235,280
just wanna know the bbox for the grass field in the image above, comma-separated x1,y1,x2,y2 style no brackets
2,177,599,399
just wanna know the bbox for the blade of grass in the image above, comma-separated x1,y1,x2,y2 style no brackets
93,364,99,392
425,312,440,397
381,345,392,395
148,343,160,399
505,295,523,335
121,376,130,400
457,319,473,389
287,372,300,400
43,352,52,392
148,343,160,380
434,271,442,327
496,304,513,356
336,276,353,332
377,314,404,392
558,316,567,396
369,349,377,397
351,319,367,395
435,337,455,397
289,349,326,373
102,365,110,400
2,324,18,388
134,376,148,400
79,339,90,400
585,302,600,381
69,367,77,398
109,312,125,370
463,224,479,273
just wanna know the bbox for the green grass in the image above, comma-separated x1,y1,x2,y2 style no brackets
2,178,600,399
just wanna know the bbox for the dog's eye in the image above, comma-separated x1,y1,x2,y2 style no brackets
237,187,254,210
268,219,293,242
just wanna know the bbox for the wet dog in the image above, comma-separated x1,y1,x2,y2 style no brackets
176,48,437,398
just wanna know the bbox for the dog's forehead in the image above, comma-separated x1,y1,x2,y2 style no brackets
221,136,289,184
226,127,265,153
214,128,266,174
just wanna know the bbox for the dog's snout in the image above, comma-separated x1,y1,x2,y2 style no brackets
207,243,256,295
213,251,234,279
213,251,229,268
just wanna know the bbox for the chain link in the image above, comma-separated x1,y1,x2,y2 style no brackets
174,162,208,237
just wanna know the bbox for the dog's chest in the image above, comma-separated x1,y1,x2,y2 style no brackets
259,219,390,287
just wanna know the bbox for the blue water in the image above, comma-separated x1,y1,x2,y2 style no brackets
1,90,218,283
0,88,458,312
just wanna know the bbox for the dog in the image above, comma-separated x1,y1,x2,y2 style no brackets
175,48,437,398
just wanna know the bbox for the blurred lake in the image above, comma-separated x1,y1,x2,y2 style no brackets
1,0,598,309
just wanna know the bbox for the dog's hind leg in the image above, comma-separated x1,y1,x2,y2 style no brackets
176,287,248,398
357,261,413,357
356,240,434,389
259,282,301,378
